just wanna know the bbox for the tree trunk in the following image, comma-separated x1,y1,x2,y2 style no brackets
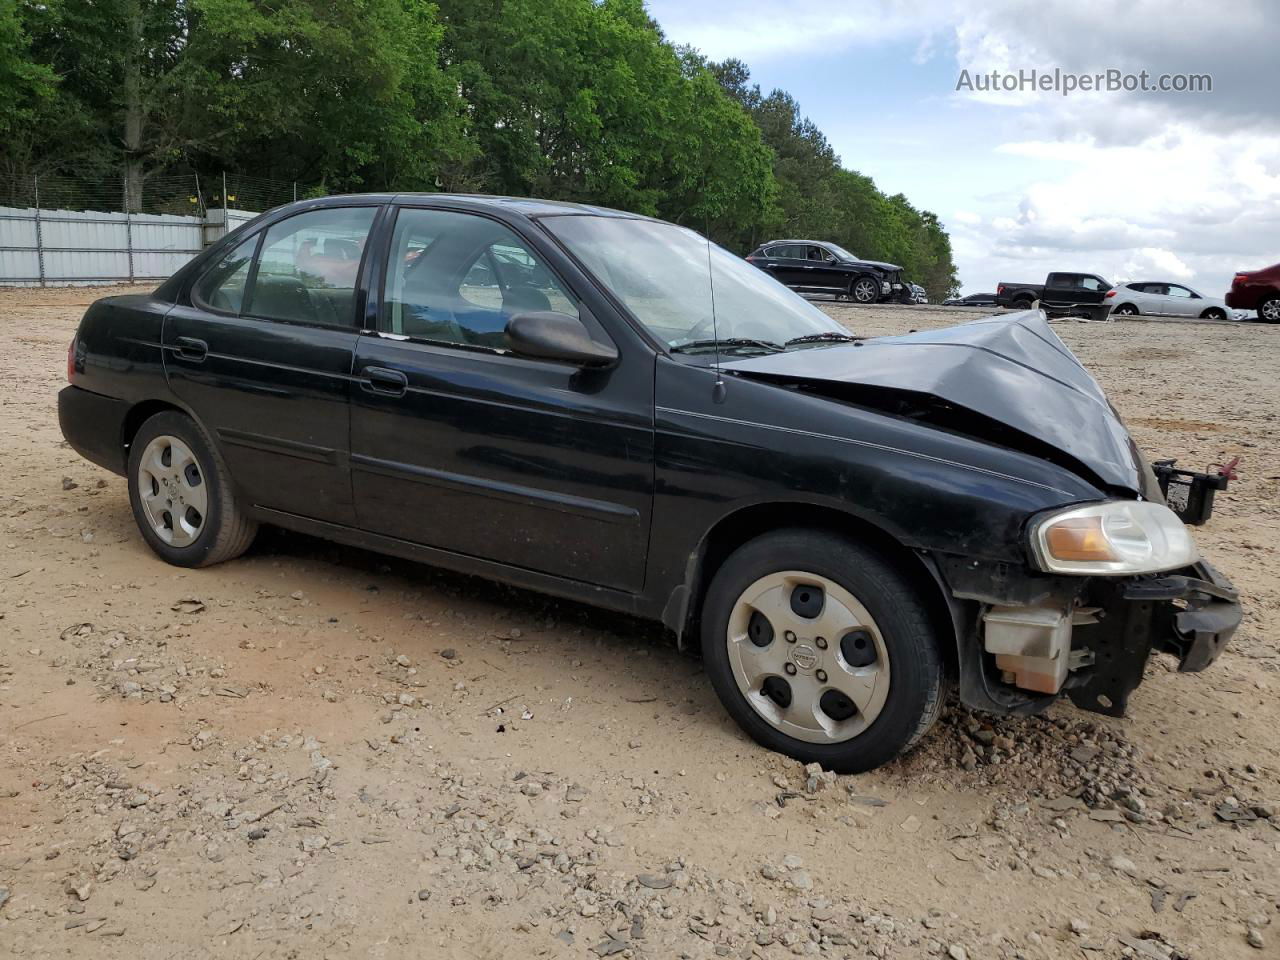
122,0,144,213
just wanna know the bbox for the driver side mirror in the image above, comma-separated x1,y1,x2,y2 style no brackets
506,311,618,368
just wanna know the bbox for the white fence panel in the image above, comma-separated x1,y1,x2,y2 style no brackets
0,206,246,286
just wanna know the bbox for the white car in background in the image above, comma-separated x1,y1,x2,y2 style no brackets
1109,281,1235,320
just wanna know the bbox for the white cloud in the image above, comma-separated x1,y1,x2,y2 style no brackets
648,0,1280,295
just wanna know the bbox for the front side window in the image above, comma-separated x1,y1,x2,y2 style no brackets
245,207,376,327
1079,276,1105,291
384,208,578,349
196,236,257,313
542,215,846,352
1166,285,1193,298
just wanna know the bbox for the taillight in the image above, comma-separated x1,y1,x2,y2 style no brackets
1232,273,1248,287
997,284,1005,294
1104,290,1116,298
67,336,76,382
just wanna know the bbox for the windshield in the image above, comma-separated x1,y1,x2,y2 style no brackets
541,216,847,352
826,243,860,263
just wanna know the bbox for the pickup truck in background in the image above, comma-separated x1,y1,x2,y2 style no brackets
995,272,1114,321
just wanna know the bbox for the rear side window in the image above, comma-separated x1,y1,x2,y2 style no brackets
245,207,376,327
196,236,258,314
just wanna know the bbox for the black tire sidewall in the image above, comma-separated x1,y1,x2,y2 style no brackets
126,412,228,567
701,531,943,773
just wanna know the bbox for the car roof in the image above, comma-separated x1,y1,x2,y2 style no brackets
761,239,830,246
298,192,654,220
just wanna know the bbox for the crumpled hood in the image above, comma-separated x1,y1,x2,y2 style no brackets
848,259,901,272
724,310,1145,493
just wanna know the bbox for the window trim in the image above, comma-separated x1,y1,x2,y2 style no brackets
373,204,598,359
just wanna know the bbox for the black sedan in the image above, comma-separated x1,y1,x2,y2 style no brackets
943,292,1000,307
59,194,1240,773
745,240,909,304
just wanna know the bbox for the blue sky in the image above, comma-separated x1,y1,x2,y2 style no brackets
645,1,1280,296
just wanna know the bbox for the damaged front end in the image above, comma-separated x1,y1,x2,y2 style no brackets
722,309,1243,719
931,552,1241,720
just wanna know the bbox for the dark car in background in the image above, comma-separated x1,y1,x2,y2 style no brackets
942,292,999,307
996,272,1114,321
746,240,907,304
1226,262,1280,322
59,194,1240,774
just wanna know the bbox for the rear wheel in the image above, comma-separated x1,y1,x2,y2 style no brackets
127,411,257,567
700,530,945,773
1114,303,1139,316
1259,298,1280,323
850,276,880,304
1013,296,1035,310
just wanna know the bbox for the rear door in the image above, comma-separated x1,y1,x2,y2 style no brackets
770,244,811,288
348,205,655,592
163,204,379,525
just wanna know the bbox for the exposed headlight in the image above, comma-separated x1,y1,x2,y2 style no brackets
1029,500,1199,575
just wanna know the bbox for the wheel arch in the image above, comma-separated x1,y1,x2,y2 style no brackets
121,399,191,463
1114,302,1140,314
666,501,959,678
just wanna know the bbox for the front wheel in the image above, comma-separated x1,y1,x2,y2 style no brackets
1200,307,1227,321
850,276,880,304
1259,298,1280,323
127,411,257,567
700,531,945,773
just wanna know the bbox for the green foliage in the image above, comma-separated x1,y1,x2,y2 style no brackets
1,0,957,292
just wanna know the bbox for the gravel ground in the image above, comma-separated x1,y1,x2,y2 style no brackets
1,286,1277,959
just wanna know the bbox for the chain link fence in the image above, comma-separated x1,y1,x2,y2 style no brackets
0,171,315,286
0,171,307,217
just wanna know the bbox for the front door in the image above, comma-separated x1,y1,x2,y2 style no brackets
349,206,655,592
1164,284,1200,316
163,204,379,525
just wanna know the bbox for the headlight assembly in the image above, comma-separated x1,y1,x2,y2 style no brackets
1029,500,1199,575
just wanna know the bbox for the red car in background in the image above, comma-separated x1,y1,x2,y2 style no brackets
1226,263,1280,322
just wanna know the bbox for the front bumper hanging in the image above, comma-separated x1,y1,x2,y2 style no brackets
1067,561,1241,717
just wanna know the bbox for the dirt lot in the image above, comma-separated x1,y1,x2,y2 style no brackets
1,286,1277,959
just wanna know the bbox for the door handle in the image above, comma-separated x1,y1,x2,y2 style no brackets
361,366,408,398
175,336,207,362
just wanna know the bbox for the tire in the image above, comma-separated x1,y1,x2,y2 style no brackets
1200,308,1227,321
850,275,881,305
700,530,945,773
126,410,257,567
1259,298,1280,323
1114,304,1139,316
1013,296,1035,310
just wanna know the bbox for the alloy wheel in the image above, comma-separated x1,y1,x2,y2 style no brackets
1261,300,1280,322
136,435,208,547
725,571,890,744
853,279,878,303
